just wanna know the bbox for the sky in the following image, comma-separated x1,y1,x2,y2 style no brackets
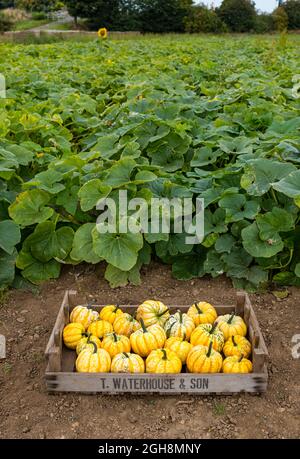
197,1,279,13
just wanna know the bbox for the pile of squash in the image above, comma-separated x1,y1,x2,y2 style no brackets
62,300,253,374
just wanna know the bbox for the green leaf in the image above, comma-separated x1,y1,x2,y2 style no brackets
105,158,136,188
25,169,65,194
219,194,260,222
0,220,21,254
222,247,252,278
272,170,300,201
104,264,130,288
215,234,235,253
16,247,61,285
273,271,300,287
71,223,102,264
156,233,193,258
78,179,112,211
256,208,295,240
241,159,296,196
191,147,223,167
172,250,207,280
9,190,54,226
26,222,74,263
92,226,143,271
204,249,225,277
295,263,300,278
56,185,79,215
0,249,17,288
242,222,284,258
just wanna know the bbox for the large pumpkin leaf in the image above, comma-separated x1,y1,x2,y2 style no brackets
272,170,300,204
78,179,112,211
241,159,296,196
16,247,61,285
92,226,143,271
0,220,21,255
25,222,74,263
9,190,54,226
0,249,17,288
71,223,102,264
242,222,284,258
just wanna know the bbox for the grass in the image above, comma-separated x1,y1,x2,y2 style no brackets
212,401,226,416
13,18,52,31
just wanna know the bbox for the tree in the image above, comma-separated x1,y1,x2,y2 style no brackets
282,0,300,29
272,6,288,32
185,4,227,33
254,13,275,33
0,12,12,32
16,0,58,12
64,0,122,28
0,1,15,8
217,0,257,32
138,0,193,33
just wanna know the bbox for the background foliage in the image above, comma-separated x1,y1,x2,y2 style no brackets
0,35,299,291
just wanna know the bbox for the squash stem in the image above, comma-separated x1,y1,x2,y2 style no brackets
228,312,235,324
162,349,167,360
238,354,244,362
158,308,169,318
210,322,218,334
91,341,98,354
232,335,236,346
194,302,202,314
140,319,148,333
207,341,213,358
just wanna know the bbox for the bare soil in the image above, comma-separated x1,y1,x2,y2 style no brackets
0,263,299,439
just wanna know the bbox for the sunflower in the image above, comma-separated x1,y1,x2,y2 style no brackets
98,28,108,39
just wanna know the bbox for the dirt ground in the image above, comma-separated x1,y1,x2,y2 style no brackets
0,262,299,439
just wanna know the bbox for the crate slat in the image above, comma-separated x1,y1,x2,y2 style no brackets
45,369,268,394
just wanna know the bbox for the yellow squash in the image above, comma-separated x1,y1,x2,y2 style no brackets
113,312,141,337
101,332,131,358
136,300,170,327
146,349,182,374
186,342,223,373
222,355,253,373
130,319,166,357
99,305,123,324
87,320,113,339
216,313,247,340
63,323,86,350
76,343,111,373
165,337,192,364
111,352,145,373
69,305,99,330
187,301,217,326
76,334,101,355
190,322,224,352
164,310,195,341
223,335,251,358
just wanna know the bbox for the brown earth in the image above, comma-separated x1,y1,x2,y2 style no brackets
0,262,299,439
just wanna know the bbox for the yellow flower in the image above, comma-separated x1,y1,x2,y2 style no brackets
98,28,108,39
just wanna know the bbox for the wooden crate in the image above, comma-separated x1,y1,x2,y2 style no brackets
45,291,268,394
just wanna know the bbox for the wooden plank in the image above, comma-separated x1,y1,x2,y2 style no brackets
44,291,69,372
236,291,246,316
45,371,268,394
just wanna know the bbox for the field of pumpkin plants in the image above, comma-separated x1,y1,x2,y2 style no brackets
0,35,300,292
